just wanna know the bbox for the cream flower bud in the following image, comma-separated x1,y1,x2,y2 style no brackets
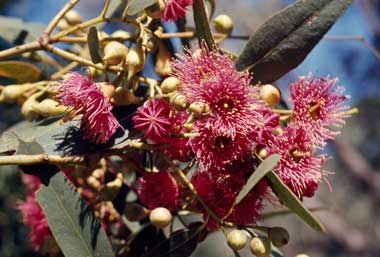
0,83,39,103
226,230,247,251
259,84,281,107
250,237,272,257
103,41,129,65
213,14,234,35
126,47,145,81
160,77,180,94
170,92,188,111
37,99,68,117
268,227,290,247
64,10,82,25
149,207,172,228
188,101,210,118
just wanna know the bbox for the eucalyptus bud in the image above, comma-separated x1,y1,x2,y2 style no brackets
149,207,172,229
170,92,188,111
37,99,68,117
21,91,43,120
268,227,289,247
111,30,133,41
188,101,210,118
145,0,165,19
103,41,129,65
64,10,82,25
98,82,115,99
259,84,281,107
155,42,172,76
87,66,103,78
125,203,149,222
258,148,268,159
0,83,40,103
160,77,180,94
111,86,143,106
250,237,271,257
87,176,101,190
213,14,234,35
295,255,310,257
126,47,145,81
57,18,70,30
226,230,247,251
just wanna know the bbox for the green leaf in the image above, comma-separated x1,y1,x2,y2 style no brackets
193,0,215,49
36,171,115,257
88,27,103,64
141,225,202,257
125,0,158,16
266,171,326,232
0,61,41,83
0,15,44,44
235,154,281,205
235,0,353,84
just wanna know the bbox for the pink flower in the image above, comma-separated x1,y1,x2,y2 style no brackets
56,72,120,144
251,106,280,145
192,169,267,229
17,193,51,250
289,75,351,146
163,0,193,22
133,98,172,141
267,126,326,198
135,171,179,210
21,174,42,192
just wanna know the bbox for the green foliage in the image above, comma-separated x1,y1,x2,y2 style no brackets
235,0,353,84
125,0,158,16
88,27,103,64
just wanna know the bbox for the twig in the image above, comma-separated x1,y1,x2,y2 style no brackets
0,154,85,165
0,41,41,60
44,0,80,35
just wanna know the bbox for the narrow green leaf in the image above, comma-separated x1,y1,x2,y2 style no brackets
235,0,353,84
266,171,326,232
193,0,215,49
125,0,158,16
88,27,103,64
0,61,41,83
36,171,115,257
235,154,281,205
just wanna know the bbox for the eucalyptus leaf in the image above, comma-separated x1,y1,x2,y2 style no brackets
36,171,115,257
125,0,158,16
0,61,41,83
88,27,103,64
235,154,281,205
235,0,353,84
266,171,326,232
193,0,215,49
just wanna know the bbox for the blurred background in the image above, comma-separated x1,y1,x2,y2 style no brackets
0,0,379,256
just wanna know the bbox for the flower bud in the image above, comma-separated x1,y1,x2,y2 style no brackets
126,47,145,81
21,93,42,120
64,10,82,25
111,86,143,106
250,237,271,257
98,82,115,99
125,203,149,222
160,77,180,94
111,30,133,41
259,84,281,107
295,255,310,257
145,0,165,19
155,42,172,75
258,148,268,159
268,227,289,247
274,127,283,136
149,207,172,229
188,101,210,118
0,83,39,103
87,176,101,190
37,99,68,117
226,230,247,251
170,92,188,111
103,41,129,65
57,19,70,30
213,14,234,35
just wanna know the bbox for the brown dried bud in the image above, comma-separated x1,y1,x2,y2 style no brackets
103,41,129,65
160,77,180,94
268,227,289,247
213,14,234,35
125,203,149,222
259,84,281,107
149,207,172,229
64,10,82,25
170,92,188,111
250,237,272,257
145,0,165,19
226,230,247,251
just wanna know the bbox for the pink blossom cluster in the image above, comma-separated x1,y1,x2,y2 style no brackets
132,47,352,227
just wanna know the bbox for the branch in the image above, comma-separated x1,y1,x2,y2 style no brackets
0,154,85,166
44,0,80,35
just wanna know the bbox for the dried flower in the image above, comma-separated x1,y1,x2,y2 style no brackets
133,98,172,141
136,171,179,210
56,72,121,144
162,0,193,22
